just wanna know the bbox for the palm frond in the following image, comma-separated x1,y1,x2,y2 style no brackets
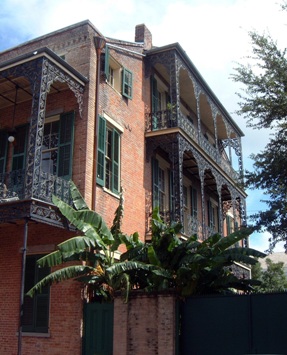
26,265,93,297
69,180,89,210
213,227,255,251
37,250,63,267
107,261,156,278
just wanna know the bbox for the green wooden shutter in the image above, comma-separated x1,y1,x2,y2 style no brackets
122,68,133,99
97,115,106,186
104,46,110,79
112,129,120,194
0,131,7,174
191,187,198,218
57,111,75,179
152,158,159,209
151,76,159,130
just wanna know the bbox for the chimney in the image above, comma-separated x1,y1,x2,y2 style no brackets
135,24,152,50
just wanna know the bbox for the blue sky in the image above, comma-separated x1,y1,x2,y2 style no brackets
1,0,286,252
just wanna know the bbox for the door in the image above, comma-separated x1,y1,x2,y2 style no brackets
83,302,114,355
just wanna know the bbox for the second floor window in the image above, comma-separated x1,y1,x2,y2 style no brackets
41,112,75,180
97,115,120,194
208,199,219,232
152,157,174,218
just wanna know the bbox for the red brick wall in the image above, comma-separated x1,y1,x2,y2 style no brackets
0,222,83,355
95,45,147,240
113,292,177,355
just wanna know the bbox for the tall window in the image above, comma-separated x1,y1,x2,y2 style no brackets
42,118,59,175
97,115,121,194
22,255,50,333
41,112,75,179
226,214,235,235
152,157,173,218
208,199,219,232
12,125,28,171
191,187,198,218
0,130,7,174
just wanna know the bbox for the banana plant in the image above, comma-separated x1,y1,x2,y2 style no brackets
27,183,266,301
27,181,126,300
120,208,266,296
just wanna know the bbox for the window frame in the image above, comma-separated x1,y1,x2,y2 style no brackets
152,156,171,215
97,115,121,194
105,45,133,99
0,130,8,174
41,112,75,180
22,254,50,334
208,198,219,232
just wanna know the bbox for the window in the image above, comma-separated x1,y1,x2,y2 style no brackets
152,157,173,218
108,66,114,87
12,125,28,171
41,112,75,179
183,185,189,233
151,75,171,130
105,46,133,99
208,199,219,232
22,255,50,333
191,187,198,218
0,130,7,174
97,115,121,194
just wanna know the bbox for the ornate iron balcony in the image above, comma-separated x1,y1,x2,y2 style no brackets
0,169,71,205
145,109,240,181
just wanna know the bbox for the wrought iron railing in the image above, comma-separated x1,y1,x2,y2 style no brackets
145,109,240,181
145,109,177,131
146,209,217,241
0,169,25,202
185,215,217,240
0,169,71,204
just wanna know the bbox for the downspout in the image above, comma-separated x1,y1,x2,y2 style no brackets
92,35,106,211
18,218,28,355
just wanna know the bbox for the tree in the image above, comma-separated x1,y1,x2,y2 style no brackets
231,3,287,252
251,257,287,292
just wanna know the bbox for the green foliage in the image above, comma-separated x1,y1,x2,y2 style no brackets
27,181,125,301
120,209,266,296
251,257,287,292
27,184,266,301
231,6,287,251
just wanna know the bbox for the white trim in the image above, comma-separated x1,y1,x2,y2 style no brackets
102,112,124,133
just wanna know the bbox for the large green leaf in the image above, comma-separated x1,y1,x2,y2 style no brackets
69,180,89,211
37,250,63,267
213,227,254,251
107,261,156,278
52,194,113,246
148,245,161,266
26,265,93,298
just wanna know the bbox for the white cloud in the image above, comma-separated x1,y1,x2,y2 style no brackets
250,230,285,254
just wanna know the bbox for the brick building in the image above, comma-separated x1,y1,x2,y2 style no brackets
0,21,248,354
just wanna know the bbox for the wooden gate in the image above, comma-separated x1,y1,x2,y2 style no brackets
83,302,114,355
